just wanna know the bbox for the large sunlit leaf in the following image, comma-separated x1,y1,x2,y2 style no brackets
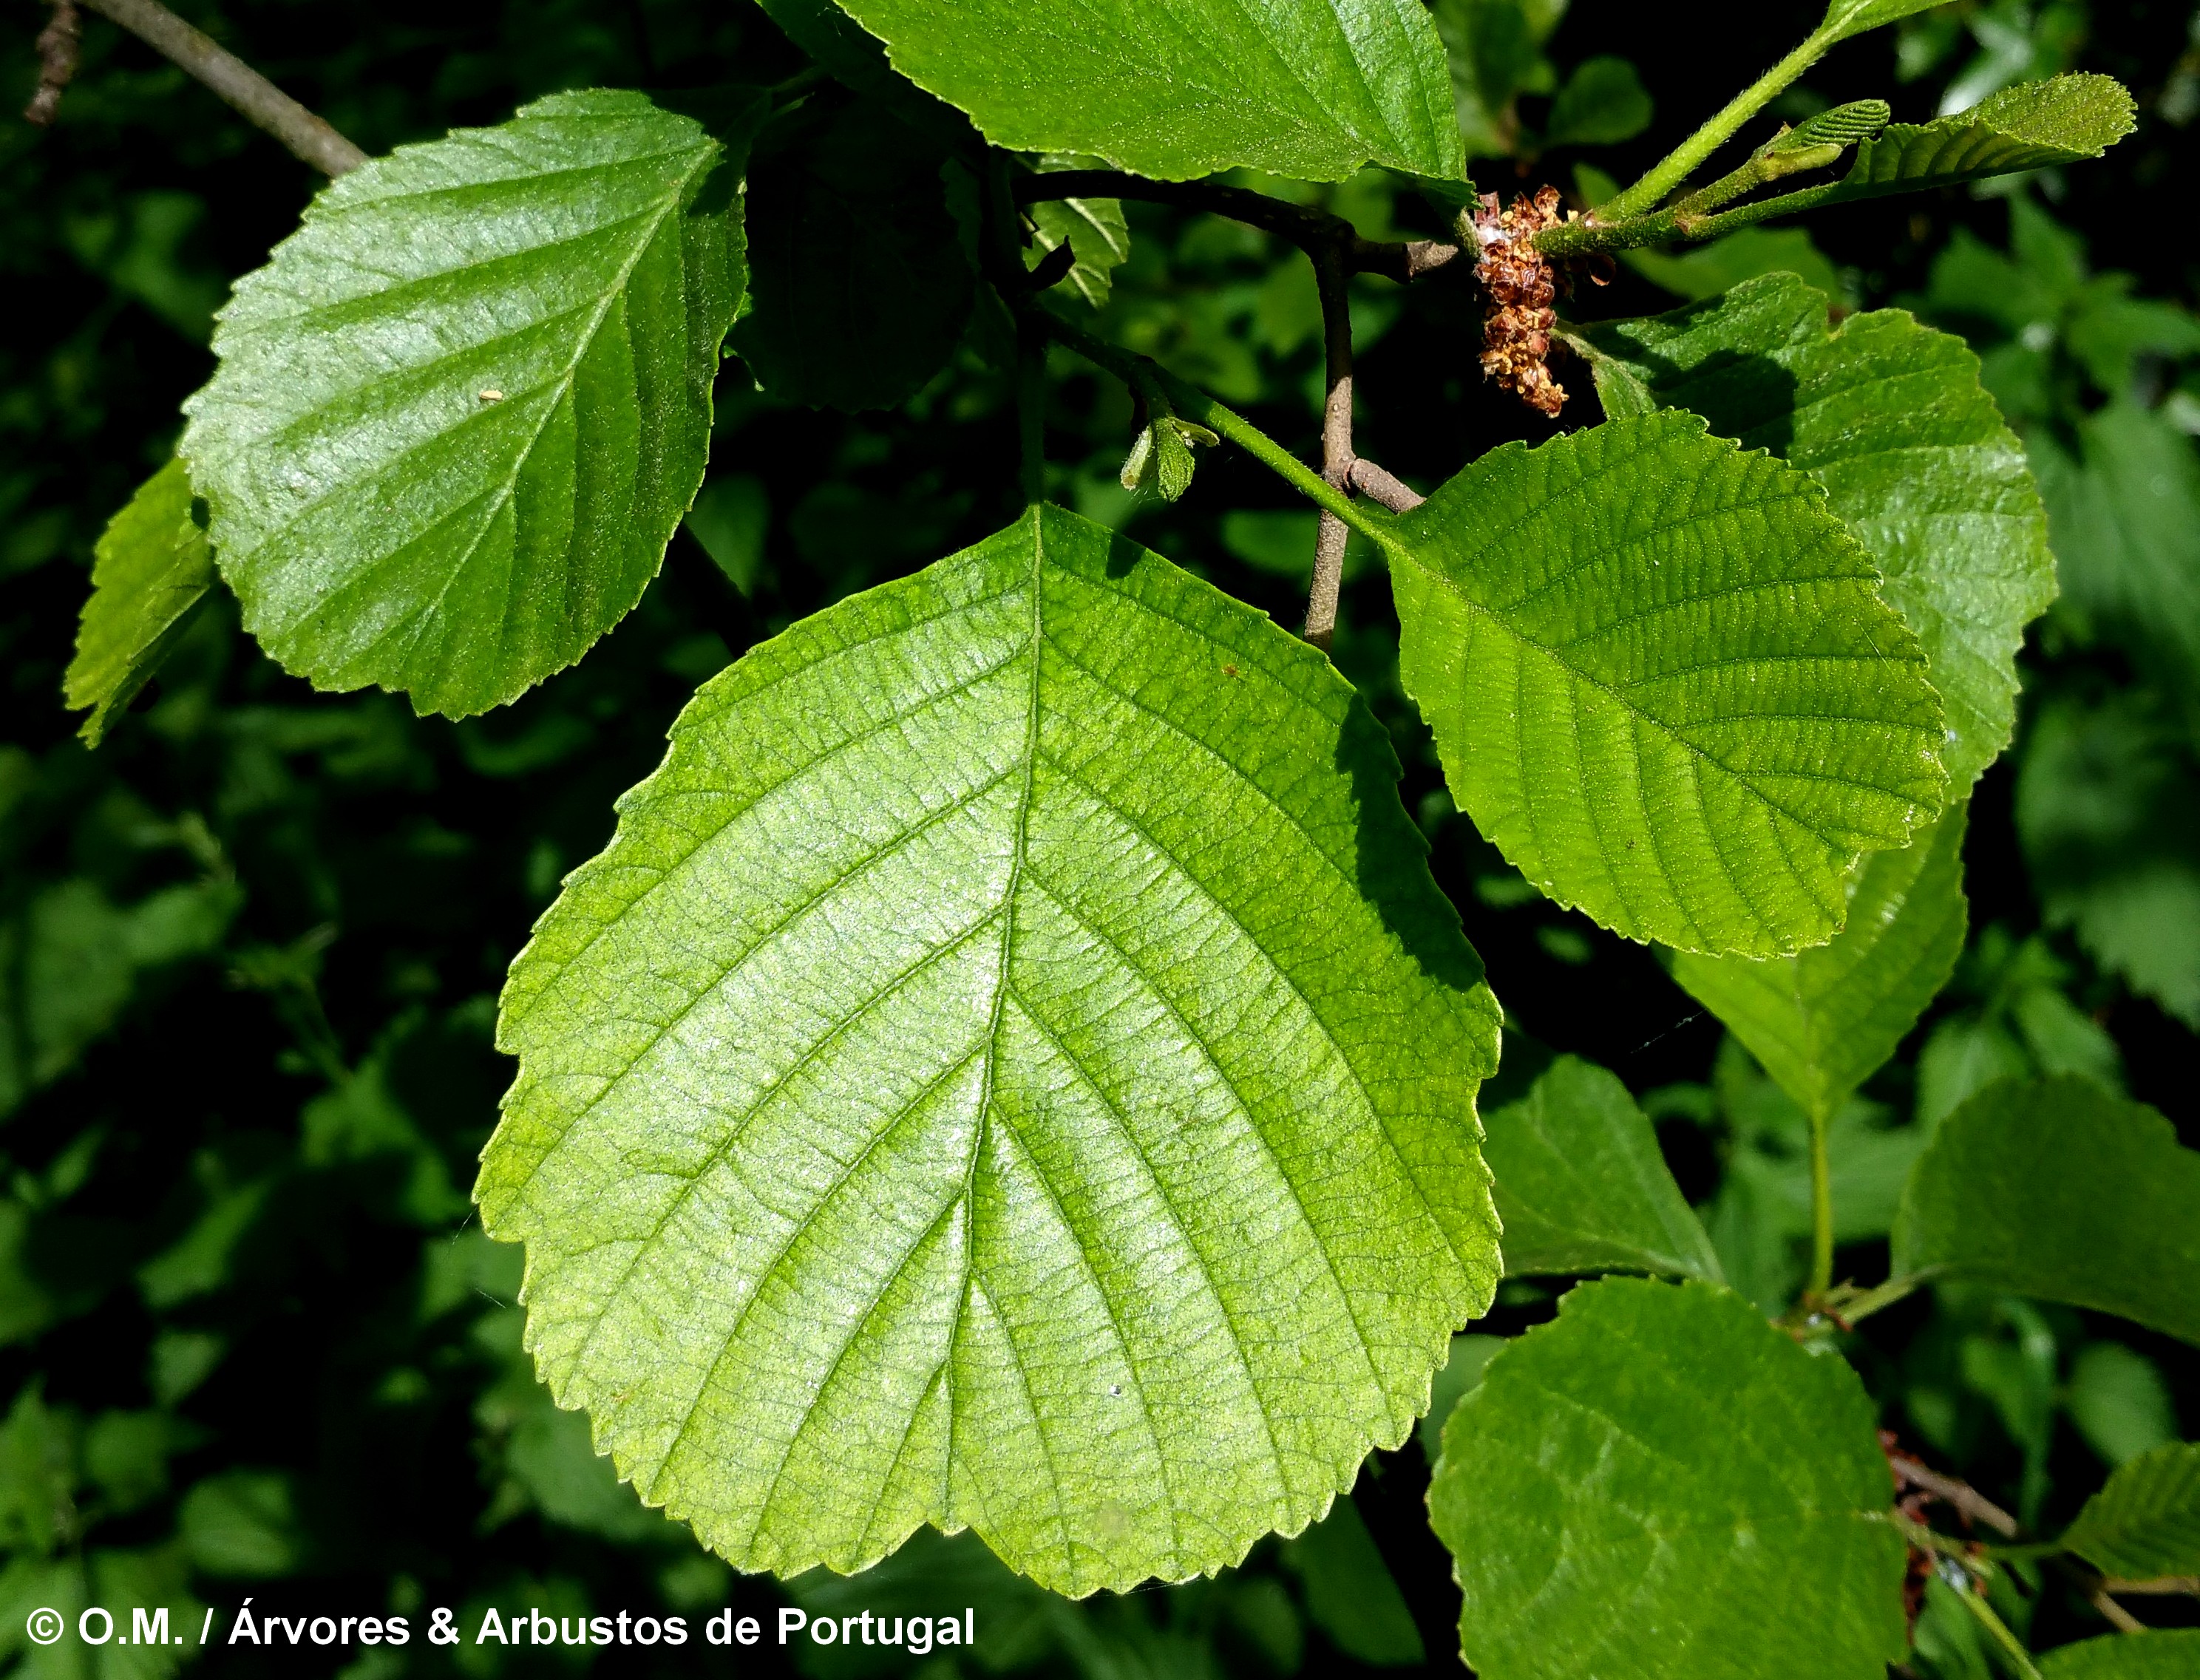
1575,273,2057,790
1481,1055,1722,1281
1673,804,1969,1123
1892,1076,2200,1346
826,0,1465,183
481,504,1504,1595
1826,75,2134,202
63,459,215,747
731,101,973,412
1384,409,1947,956
2041,1632,2200,1679
1428,1277,1908,1680
182,89,758,719
2060,1442,2200,1581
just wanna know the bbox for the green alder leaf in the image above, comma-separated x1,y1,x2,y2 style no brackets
1383,409,1948,957
2040,1631,2200,1679
1428,1276,1909,1680
826,0,1466,183
1028,158,1132,310
63,459,215,747
481,504,1504,1594
1542,56,1652,149
731,101,974,412
180,89,757,720
1572,272,2057,791
1482,1055,1723,1281
1821,0,1956,41
1825,75,2135,203
1892,1076,2200,1346
2060,1442,2200,1581
1671,802,1969,1124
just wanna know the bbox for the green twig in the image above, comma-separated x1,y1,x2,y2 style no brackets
1950,1577,2045,1680
1034,306,1388,543
1598,21,1839,219
1807,1106,1836,1299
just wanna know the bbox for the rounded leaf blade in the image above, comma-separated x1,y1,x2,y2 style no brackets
183,90,752,718
1387,410,1948,956
482,506,1503,1594
1428,1276,1909,1680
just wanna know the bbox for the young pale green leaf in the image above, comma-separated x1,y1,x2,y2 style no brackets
1573,273,2056,790
1028,159,1132,310
1428,1277,1909,1680
2040,1632,2200,1679
181,89,756,720
64,459,215,747
2060,1442,2200,1581
731,101,972,412
827,0,1465,183
1672,803,1969,1123
1892,1077,2200,1346
1384,409,1947,957
1543,57,1652,149
1482,1055,1722,1281
1829,75,2135,202
1820,0,1957,41
482,504,1504,1595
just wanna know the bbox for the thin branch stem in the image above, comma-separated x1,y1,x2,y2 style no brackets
1348,458,1425,513
1598,21,1838,220
1889,1453,2022,1540
2102,1577,2200,1596
1011,170,1461,284
1535,176,1848,261
1807,1106,1836,1299
24,0,81,126
1817,1271,1929,1329
78,0,366,175
1949,1579,2045,1680
1035,305,1385,542
2085,1586,2148,1633
1303,239,1354,650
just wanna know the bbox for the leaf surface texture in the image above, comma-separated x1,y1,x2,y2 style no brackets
1575,272,2056,790
2040,1632,2200,1679
2060,1442,2200,1581
1481,1056,1723,1280
183,89,752,718
1673,803,1969,1122
828,0,1464,183
64,460,215,746
1385,410,1947,956
1893,1076,2200,1345
1428,1277,1908,1680
1831,75,2134,200
482,505,1504,1594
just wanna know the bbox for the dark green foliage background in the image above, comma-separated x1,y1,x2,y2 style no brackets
3,1,2196,1674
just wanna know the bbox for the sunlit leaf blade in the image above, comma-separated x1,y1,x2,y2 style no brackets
1384,409,1947,956
2040,1631,2200,1679
1821,0,1959,41
2060,1442,2200,1581
482,504,1504,1594
181,89,756,719
1482,1055,1722,1280
732,101,972,411
1830,75,2135,201
1892,1076,2200,1346
1574,273,2057,790
826,0,1465,183
1428,1277,1908,1680
63,459,215,747
1672,803,1969,1123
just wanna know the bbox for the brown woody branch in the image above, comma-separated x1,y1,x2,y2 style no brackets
23,0,80,125
1887,1451,2020,1539
74,0,366,175
1346,458,1425,513
1303,239,1353,650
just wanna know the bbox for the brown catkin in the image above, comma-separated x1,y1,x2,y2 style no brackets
1473,186,1567,418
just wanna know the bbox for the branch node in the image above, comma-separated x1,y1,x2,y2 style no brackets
24,0,81,127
